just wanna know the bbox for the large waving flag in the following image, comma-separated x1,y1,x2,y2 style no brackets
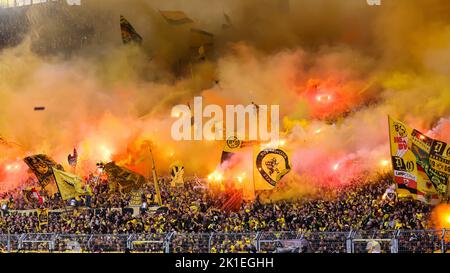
253,146,292,191
24,154,64,195
388,116,448,204
103,162,146,193
120,15,143,45
221,137,259,166
52,168,89,200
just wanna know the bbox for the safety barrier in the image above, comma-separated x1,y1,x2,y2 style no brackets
1,230,449,253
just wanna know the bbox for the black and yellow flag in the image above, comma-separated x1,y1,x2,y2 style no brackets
37,208,49,228
159,10,193,25
24,154,64,195
221,137,259,165
253,146,292,191
120,15,143,45
169,162,184,187
104,162,146,193
23,188,35,204
52,168,89,201
388,116,446,204
129,188,143,207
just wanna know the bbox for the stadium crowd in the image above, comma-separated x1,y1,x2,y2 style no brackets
0,172,439,253
1,173,432,232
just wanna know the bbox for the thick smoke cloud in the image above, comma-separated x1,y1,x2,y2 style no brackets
0,0,449,198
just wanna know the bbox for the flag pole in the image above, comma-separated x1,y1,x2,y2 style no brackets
387,115,397,192
148,143,163,206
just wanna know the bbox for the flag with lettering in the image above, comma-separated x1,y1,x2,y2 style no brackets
388,116,444,204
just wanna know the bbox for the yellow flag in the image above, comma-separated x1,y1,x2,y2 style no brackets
169,162,184,187
388,116,442,204
253,146,292,190
37,208,49,227
103,162,146,193
129,188,143,207
23,154,63,196
52,168,88,200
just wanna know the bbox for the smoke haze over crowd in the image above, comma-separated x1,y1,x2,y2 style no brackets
0,0,449,198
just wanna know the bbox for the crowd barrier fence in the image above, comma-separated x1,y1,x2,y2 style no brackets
1,230,449,253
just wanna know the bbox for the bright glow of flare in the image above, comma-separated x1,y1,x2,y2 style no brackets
100,145,113,162
207,170,224,183
333,163,340,171
316,94,333,103
380,159,390,167
432,204,450,230
236,172,247,183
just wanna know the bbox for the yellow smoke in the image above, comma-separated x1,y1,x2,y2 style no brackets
0,0,449,199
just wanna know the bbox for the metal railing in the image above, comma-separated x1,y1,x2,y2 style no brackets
1,230,450,253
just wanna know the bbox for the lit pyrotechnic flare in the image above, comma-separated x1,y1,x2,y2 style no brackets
333,163,340,171
380,159,390,167
4,162,21,172
207,170,224,183
99,145,113,162
316,94,333,103
236,172,247,183
432,204,450,229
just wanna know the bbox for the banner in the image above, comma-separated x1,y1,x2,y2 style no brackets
120,15,143,45
52,168,89,200
37,208,49,228
24,154,64,195
388,116,444,204
253,146,291,190
129,188,143,207
104,162,146,193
